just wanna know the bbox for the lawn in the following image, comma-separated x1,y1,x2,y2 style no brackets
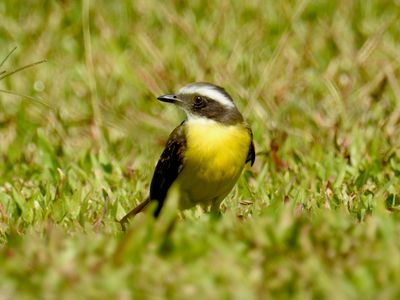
1,0,400,299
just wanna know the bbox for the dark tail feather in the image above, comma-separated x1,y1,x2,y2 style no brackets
119,197,151,231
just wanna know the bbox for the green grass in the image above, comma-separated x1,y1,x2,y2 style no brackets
1,0,400,298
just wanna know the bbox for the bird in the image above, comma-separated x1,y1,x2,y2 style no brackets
119,82,255,227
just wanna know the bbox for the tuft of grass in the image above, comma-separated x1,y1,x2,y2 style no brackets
1,0,400,298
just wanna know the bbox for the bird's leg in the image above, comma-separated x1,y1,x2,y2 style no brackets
119,197,151,231
209,198,223,220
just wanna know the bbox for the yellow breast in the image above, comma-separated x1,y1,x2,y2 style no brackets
175,120,251,208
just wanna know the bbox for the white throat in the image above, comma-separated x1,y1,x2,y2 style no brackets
185,113,218,125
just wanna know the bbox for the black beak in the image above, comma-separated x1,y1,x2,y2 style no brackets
157,94,179,104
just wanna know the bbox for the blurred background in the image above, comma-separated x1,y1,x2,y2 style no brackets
1,0,399,163
1,0,400,299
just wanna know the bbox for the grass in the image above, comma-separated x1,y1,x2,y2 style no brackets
1,0,400,298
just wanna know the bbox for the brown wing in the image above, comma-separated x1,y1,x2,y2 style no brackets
246,128,255,166
150,124,187,217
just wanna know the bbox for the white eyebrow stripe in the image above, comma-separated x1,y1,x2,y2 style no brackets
178,85,236,108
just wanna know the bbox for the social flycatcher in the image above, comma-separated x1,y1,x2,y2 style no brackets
120,82,255,226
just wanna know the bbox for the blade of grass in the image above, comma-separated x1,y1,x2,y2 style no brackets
0,59,47,81
0,89,54,110
0,46,17,69
82,0,103,144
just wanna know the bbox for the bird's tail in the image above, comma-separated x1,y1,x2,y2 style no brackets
119,197,151,230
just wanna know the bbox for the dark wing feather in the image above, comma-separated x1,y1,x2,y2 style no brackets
246,128,255,166
150,124,186,217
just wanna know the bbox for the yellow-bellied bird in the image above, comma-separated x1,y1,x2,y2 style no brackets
120,82,255,225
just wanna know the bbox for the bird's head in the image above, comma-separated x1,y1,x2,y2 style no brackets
157,82,243,125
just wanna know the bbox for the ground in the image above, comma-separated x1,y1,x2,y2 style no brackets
1,1,400,299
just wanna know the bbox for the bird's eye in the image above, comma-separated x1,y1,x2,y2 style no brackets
194,96,205,108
